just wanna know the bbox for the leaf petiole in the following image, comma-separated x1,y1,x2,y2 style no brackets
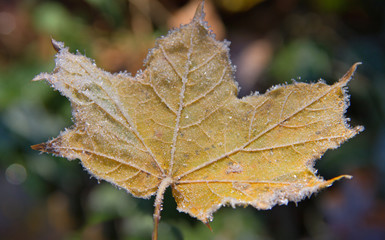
152,177,173,240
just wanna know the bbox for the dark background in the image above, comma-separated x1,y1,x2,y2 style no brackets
1,0,384,239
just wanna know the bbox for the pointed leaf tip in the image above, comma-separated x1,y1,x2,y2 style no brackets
205,222,213,232
31,143,46,151
323,175,352,188
32,73,50,82
340,62,361,84
193,1,205,22
51,39,65,52
31,141,61,155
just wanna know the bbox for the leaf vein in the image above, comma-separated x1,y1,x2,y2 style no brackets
55,147,161,178
148,72,178,115
189,47,221,73
184,65,228,107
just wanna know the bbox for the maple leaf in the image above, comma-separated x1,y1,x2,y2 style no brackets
32,2,363,239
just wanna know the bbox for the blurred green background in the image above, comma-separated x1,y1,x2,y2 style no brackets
1,0,384,239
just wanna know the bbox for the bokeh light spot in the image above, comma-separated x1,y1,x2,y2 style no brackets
5,163,27,185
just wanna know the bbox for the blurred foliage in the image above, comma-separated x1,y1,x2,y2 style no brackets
214,0,265,12
1,0,384,239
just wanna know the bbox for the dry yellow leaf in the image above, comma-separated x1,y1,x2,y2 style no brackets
32,3,363,239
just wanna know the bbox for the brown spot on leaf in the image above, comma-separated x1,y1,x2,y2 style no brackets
154,130,163,139
226,163,243,174
233,182,250,191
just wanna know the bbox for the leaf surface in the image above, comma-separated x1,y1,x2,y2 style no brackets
32,3,362,230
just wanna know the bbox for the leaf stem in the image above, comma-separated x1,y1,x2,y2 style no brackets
152,177,173,240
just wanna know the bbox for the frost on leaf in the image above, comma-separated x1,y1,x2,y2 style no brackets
32,2,363,234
